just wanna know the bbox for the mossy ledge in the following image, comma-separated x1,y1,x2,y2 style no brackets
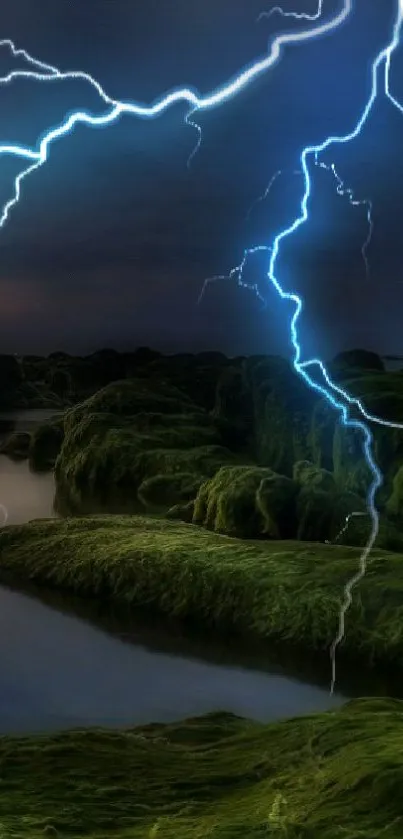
1,515,403,668
0,698,401,837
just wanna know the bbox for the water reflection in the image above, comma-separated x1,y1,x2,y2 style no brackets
0,409,59,526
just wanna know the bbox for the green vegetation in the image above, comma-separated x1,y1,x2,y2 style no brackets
0,698,400,837
54,379,234,513
1,515,403,668
5,348,403,542
193,465,299,538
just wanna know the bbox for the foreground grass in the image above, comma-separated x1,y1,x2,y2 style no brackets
1,515,403,667
0,698,401,837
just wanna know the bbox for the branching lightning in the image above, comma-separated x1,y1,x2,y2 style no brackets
0,1,402,692
245,168,302,222
198,245,272,305
258,1,325,25
314,158,373,279
325,511,368,545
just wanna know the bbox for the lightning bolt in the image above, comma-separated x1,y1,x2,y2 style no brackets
0,2,353,229
223,1,403,692
325,511,368,546
314,158,373,279
198,245,271,305
258,1,325,25
245,168,302,223
0,1,402,693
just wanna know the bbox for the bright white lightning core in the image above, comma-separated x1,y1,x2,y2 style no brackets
0,1,402,691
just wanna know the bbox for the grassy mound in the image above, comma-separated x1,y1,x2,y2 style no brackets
192,465,295,538
54,379,233,513
0,699,401,837
1,515,403,668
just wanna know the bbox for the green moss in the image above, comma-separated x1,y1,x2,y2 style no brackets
2,515,403,668
0,699,399,837
248,358,315,475
296,485,365,542
166,499,195,522
65,379,197,428
55,379,231,512
193,465,287,538
0,430,31,459
256,472,299,538
293,460,336,492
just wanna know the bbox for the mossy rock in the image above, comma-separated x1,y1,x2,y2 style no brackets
248,357,315,474
3,515,403,668
293,459,336,492
193,465,297,538
297,484,366,542
55,377,233,512
166,499,195,522
0,430,31,459
138,472,205,509
65,379,197,428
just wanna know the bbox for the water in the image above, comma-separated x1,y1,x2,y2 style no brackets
0,409,59,526
0,409,362,734
0,582,348,734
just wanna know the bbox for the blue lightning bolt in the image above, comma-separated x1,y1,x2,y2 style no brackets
314,158,373,279
258,1,325,25
325,511,368,546
245,168,302,223
0,2,353,227
0,1,402,692
225,1,403,691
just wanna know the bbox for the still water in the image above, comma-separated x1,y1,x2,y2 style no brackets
0,409,58,525
0,408,352,734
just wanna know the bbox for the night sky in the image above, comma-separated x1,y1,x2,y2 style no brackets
0,0,402,361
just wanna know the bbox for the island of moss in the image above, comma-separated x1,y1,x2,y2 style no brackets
0,698,400,837
1,515,403,670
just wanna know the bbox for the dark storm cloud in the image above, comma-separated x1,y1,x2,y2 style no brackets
0,0,401,357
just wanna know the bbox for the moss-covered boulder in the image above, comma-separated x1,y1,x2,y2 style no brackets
246,356,316,474
55,379,234,513
0,430,31,459
193,464,298,538
166,499,195,522
293,459,336,492
138,472,206,510
297,484,366,543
